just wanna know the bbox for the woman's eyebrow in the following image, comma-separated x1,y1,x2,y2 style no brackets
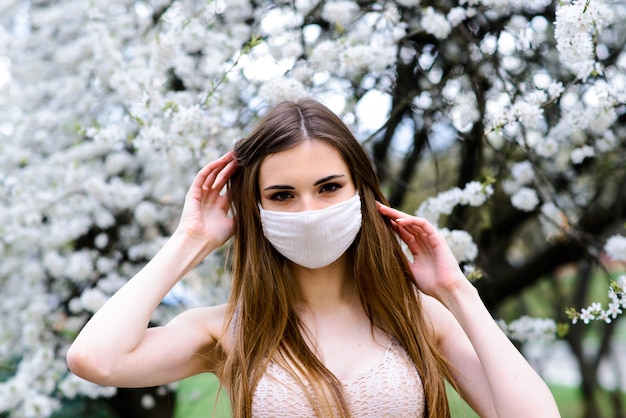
314,174,345,186
263,184,294,191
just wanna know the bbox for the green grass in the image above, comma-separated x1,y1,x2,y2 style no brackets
174,373,593,418
174,374,230,418
447,383,480,417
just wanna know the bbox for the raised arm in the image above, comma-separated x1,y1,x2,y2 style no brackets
377,202,560,418
66,152,238,388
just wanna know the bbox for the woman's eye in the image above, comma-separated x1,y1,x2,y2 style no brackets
320,183,342,193
269,191,293,201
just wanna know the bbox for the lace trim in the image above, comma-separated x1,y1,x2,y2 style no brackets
251,339,425,417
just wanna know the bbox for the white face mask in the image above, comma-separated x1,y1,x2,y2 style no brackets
259,194,362,269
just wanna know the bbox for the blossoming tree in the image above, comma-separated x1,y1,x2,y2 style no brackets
0,0,624,417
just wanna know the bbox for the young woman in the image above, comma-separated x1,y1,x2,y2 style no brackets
67,98,560,417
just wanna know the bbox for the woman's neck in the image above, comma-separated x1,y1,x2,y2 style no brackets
293,254,357,313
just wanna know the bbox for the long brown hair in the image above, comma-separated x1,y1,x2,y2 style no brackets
220,98,455,417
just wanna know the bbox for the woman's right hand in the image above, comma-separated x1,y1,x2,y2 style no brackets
175,151,238,252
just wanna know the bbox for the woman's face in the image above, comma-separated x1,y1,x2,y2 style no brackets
258,139,356,212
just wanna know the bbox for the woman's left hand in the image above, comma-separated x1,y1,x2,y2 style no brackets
377,202,469,301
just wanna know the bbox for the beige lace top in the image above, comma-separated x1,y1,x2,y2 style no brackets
251,338,425,417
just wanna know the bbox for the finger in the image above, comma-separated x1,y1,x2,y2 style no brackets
395,223,417,248
192,158,230,193
377,202,436,249
377,202,414,232
395,219,428,238
209,193,231,214
397,219,441,252
197,151,233,177
397,221,438,250
395,217,441,240
376,201,411,220
378,206,417,242
399,216,444,238
199,152,236,190
212,159,238,191
388,218,400,233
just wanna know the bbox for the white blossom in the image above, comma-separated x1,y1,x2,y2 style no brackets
450,93,480,132
555,0,613,80
94,233,109,249
547,81,565,99
15,394,61,418
134,201,160,227
341,44,395,76
416,181,493,224
258,76,308,105
511,161,535,186
579,307,595,324
459,181,493,207
569,276,626,325
502,316,557,343
71,287,108,313
447,7,467,27
570,145,595,164
141,394,156,409
321,1,359,26
42,251,66,278
58,374,116,399
66,251,96,283
104,152,135,176
534,137,559,158
511,99,544,129
260,8,304,37
511,187,540,212
417,187,462,223
605,235,626,262
97,274,126,294
606,302,623,319
421,7,451,39
309,40,341,72
440,228,478,262
588,105,617,135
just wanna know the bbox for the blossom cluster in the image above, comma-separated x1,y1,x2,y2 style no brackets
566,236,626,325
416,180,494,225
481,1,623,249
605,235,626,263
555,0,614,80
414,180,493,265
567,275,626,325
439,228,479,263
498,316,558,344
